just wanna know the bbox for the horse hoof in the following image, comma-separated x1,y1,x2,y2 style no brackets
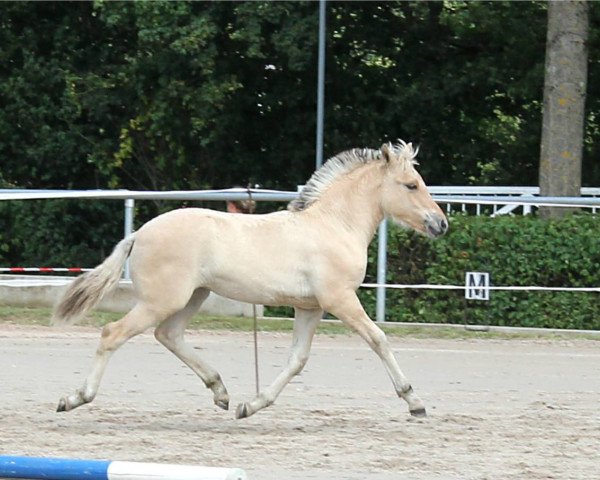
57,398,67,412
215,398,229,411
235,403,249,419
410,407,427,418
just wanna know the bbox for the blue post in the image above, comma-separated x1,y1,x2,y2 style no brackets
0,456,110,480
0,456,247,480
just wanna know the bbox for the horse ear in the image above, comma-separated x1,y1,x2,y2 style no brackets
380,143,394,163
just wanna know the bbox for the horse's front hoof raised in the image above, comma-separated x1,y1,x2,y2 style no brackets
409,407,427,418
235,403,250,419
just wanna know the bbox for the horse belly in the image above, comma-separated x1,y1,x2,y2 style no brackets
206,261,320,309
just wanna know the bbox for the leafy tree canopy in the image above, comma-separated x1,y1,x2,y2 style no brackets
1,1,599,192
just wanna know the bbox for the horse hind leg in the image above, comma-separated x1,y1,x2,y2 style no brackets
154,288,230,411
236,307,322,419
57,303,167,412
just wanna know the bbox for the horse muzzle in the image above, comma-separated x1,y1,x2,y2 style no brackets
424,214,448,238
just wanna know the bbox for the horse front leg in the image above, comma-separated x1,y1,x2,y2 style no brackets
322,291,427,417
236,307,322,419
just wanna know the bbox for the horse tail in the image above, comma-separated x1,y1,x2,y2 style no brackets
52,234,136,325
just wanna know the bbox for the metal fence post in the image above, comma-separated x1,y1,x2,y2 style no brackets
315,0,327,170
376,218,388,323
123,198,135,280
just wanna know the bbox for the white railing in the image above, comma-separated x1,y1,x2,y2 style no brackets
3,186,600,215
429,186,600,215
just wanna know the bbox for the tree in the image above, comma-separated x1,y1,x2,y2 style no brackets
539,0,589,218
325,1,548,186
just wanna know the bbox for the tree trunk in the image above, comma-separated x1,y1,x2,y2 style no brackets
538,0,589,218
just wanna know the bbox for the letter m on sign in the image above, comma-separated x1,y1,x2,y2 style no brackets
465,272,490,301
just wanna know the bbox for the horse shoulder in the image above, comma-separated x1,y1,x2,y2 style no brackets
283,216,367,291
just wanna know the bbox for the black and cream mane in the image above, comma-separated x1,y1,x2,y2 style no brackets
288,140,418,212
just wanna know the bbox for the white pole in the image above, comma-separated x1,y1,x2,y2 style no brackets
376,218,388,323
315,0,326,170
108,461,247,480
123,198,135,280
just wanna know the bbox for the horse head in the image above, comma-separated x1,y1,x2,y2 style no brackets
379,141,448,238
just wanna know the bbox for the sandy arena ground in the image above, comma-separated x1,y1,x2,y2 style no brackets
0,323,599,480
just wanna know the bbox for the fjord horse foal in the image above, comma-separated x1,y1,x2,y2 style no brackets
54,141,447,418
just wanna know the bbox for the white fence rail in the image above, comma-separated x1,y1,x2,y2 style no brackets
429,186,600,215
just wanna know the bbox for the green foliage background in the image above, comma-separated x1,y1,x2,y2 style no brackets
359,213,600,330
3,1,600,193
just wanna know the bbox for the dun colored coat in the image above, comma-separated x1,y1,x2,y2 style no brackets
54,141,448,419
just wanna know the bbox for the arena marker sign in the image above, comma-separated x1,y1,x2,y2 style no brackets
0,456,247,480
465,271,490,301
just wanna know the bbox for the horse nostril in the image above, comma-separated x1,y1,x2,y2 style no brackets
440,219,448,232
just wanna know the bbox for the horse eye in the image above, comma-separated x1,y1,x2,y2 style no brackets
405,183,418,191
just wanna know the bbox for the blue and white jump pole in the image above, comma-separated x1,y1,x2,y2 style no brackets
0,456,247,480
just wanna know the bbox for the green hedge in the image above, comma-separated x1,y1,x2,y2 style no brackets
359,213,600,330
0,200,123,267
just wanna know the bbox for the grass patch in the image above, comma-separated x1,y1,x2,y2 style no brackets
0,305,349,334
0,305,598,341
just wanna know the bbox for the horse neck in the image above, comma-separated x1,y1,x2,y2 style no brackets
311,162,385,247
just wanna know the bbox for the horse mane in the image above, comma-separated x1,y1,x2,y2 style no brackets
288,140,419,212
